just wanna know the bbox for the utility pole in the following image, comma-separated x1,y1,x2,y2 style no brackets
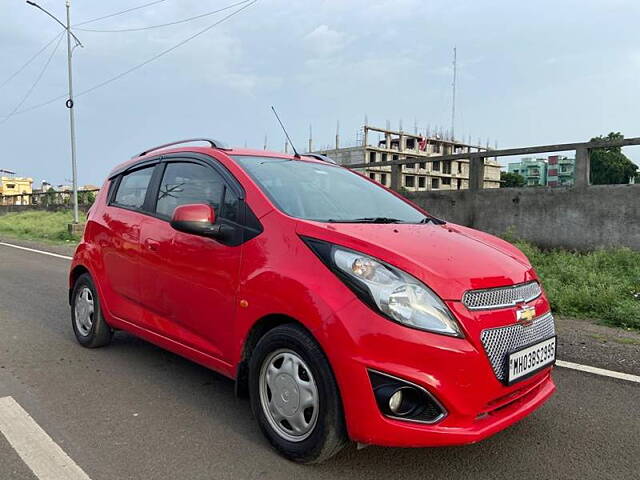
65,1,79,225
27,1,82,225
451,46,457,142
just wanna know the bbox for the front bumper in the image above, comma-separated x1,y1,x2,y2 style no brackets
323,295,556,447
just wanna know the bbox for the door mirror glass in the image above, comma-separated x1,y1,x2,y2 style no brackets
170,203,218,237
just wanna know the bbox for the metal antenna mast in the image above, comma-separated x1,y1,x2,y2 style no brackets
451,46,457,142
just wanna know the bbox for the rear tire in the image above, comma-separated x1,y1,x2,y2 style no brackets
71,273,113,348
249,324,347,463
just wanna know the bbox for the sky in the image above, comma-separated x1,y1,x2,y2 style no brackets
1,0,639,187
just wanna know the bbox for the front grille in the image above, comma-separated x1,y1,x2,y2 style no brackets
480,313,555,382
462,281,542,310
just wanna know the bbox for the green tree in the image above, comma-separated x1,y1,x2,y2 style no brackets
590,132,638,184
500,171,526,188
77,190,97,206
41,187,56,207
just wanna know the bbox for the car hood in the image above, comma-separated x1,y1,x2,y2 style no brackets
296,220,537,300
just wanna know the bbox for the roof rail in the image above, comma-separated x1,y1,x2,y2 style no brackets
302,153,337,164
133,138,229,158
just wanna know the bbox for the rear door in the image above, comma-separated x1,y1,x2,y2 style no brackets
101,164,156,323
138,157,246,361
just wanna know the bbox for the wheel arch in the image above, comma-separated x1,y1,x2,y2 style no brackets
68,264,90,305
235,314,313,398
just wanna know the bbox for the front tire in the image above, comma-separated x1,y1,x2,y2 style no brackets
249,324,347,463
71,273,113,348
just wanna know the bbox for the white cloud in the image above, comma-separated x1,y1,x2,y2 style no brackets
304,24,347,58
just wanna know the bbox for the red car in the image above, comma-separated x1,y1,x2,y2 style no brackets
69,139,556,463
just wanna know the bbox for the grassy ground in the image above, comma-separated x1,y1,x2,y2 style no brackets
0,210,84,243
512,240,640,330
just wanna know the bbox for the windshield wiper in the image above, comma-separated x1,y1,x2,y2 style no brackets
420,216,446,224
328,217,404,224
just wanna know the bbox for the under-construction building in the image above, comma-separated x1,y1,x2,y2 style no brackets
314,125,501,191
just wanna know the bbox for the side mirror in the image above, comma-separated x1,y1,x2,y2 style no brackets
170,203,230,239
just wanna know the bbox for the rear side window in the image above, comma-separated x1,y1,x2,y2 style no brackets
113,167,154,209
155,162,231,219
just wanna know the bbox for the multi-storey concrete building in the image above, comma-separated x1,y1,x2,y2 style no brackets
313,125,501,191
0,172,33,205
508,155,575,187
546,155,575,186
507,158,548,186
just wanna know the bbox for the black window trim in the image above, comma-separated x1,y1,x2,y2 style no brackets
109,162,158,213
148,154,261,246
108,156,161,181
106,151,263,246
148,157,239,222
108,151,243,195
109,151,245,218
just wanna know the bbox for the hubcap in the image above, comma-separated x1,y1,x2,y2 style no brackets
74,287,94,337
259,349,319,442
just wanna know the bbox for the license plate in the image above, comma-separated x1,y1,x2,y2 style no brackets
507,336,556,385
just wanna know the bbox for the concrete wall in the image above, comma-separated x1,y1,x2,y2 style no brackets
405,184,640,251
0,204,92,216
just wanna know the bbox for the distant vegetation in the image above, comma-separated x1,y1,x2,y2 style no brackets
590,132,639,184
0,210,84,242
500,171,526,188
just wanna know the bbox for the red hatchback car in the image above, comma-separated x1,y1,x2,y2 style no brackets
69,139,556,463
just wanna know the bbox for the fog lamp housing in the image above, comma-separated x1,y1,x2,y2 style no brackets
368,370,446,424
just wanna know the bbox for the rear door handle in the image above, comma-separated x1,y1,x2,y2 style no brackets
144,239,160,252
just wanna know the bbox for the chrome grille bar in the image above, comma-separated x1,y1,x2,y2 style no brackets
462,281,542,310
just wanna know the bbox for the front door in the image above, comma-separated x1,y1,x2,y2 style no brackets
138,160,243,361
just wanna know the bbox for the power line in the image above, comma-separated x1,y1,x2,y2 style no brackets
0,93,67,119
0,33,65,124
75,0,250,32
0,33,61,90
74,0,168,27
73,1,257,98
2,0,258,122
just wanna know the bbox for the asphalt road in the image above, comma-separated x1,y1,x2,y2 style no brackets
0,243,639,480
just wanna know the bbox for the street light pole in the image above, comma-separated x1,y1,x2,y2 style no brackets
26,0,82,224
65,1,79,224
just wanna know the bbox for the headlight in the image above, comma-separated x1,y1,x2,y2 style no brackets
304,238,463,337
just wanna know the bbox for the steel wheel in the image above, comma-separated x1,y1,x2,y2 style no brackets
259,348,319,442
74,286,94,337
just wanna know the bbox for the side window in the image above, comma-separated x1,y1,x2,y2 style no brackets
113,167,154,209
156,162,237,220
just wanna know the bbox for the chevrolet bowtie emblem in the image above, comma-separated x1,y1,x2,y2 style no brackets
516,305,536,325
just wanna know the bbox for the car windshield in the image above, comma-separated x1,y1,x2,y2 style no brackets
233,155,427,223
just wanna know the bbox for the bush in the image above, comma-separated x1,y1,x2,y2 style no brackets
511,240,640,329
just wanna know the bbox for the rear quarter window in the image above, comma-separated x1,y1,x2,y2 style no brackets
112,167,154,209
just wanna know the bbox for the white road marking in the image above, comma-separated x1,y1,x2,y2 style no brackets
0,396,92,480
556,360,640,384
0,242,72,260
